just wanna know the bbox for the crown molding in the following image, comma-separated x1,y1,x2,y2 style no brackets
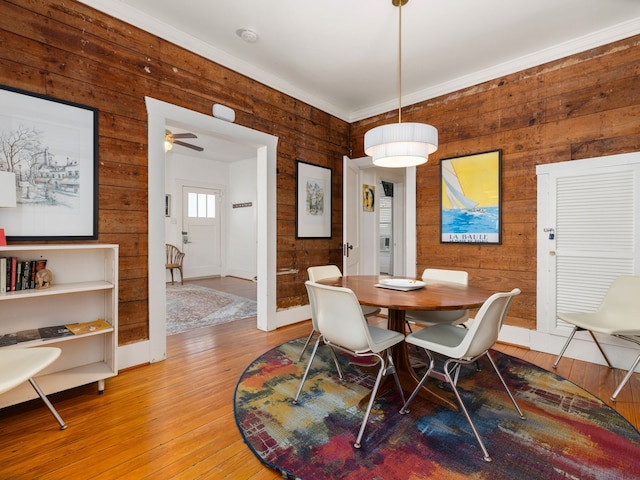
78,2,640,123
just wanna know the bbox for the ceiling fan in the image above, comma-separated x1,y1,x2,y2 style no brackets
165,130,204,152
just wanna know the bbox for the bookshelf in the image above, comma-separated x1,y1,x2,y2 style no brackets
0,244,118,408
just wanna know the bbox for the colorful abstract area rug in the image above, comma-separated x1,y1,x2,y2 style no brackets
234,339,640,480
166,283,257,335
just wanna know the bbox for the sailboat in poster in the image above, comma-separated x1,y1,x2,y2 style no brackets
442,162,480,211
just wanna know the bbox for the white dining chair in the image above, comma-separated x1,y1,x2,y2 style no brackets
553,275,640,401
298,265,381,361
405,268,470,332
0,347,67,429
294,281,406,448
400,288,523,462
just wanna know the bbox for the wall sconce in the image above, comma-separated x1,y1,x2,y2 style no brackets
0,170,17,246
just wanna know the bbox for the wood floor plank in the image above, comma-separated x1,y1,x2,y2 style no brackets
0,277,637,479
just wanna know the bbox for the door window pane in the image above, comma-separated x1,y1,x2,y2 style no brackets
188,192,216,218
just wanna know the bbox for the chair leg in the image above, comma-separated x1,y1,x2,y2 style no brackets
298,329,316,361
553,326,578,368
292,337,321,404
179,267,183,285
485,352,525,419
329,347,345,379
169,269,175,285
588,331,613,368
611,351,640,401
400,349,435,414
442,360,492,462
28,378,67,430
354,352,386,449
386,350,406,406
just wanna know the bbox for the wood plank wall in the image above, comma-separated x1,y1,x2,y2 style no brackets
2,1,639,342
351,35,640,329
0,0,347,344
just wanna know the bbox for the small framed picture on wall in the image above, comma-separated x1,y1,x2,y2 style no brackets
295,160,332,239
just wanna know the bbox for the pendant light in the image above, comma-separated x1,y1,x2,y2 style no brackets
364,0,438,168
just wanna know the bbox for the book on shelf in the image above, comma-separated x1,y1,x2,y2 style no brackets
10,257,17,292
15,261,22,291
65,319,112,335
16,328,42,343
38,325,74,339
22,261,32,290
0,333,17,347
0,257,6,294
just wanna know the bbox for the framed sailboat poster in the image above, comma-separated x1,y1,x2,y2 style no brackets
440,150,501,244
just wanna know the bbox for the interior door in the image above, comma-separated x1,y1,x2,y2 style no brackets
181,185,222,278
537,160,639,335
343,156,362,275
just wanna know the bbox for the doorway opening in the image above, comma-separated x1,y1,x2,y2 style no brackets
379,180,394,275
146,97,278,364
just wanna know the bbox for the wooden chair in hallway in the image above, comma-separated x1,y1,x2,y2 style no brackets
166,244,185,285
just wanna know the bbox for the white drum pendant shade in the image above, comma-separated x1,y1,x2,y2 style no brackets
364,122,438,168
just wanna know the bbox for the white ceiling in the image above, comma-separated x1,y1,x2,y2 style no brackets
79,0,640,160
81,0,640,122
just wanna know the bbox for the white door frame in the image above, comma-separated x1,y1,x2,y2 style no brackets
343,155,417,278
142,97,278,365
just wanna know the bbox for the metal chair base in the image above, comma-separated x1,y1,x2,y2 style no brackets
293,336,405,449
400,350,524,462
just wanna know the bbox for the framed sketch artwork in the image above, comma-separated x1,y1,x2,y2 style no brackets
440,149,501,244
296,160,332,238
0,85,98,240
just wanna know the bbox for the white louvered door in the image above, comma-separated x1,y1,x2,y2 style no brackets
537,154,640,335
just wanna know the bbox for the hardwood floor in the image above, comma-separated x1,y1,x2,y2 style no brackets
0,277,638,479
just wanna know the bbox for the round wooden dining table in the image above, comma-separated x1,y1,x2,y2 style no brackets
316,275,493,411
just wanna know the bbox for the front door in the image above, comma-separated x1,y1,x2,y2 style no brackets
181,185,222,278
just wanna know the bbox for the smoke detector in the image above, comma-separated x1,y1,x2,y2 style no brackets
236,28,258,43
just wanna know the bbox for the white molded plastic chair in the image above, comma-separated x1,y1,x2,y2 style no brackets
553,275,640,401
400,288,523,462
298,265,381,361
293,281,406,448
405,269,469,331
0,347,67,429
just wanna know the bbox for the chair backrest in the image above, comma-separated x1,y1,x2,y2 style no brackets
166,244,184,264
305,281,373,353
453,288,520,359
422,268,468,285
597,276,640,332
307,266,343,330
307,265,342,282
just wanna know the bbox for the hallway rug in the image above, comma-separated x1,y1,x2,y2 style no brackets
234,339,640,480
166,283,257,335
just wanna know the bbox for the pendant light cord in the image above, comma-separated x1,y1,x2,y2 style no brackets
397,1,402,123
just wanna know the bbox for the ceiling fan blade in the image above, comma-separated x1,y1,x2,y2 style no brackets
174,140,204,152
171,133,197,139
